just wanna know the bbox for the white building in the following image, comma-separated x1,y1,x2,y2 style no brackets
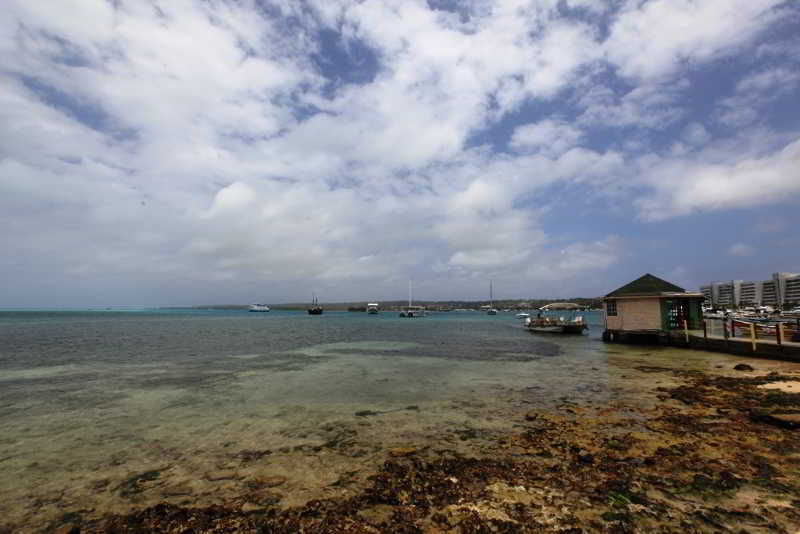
700,272,800,309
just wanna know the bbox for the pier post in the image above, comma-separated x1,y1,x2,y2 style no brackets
749,322,756,352
777,322,783,347
730,319,735,338
683,319,689,343
703,320,707,340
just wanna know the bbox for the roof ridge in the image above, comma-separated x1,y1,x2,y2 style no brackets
605,273,686,297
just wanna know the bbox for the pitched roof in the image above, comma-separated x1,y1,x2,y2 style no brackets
605,273,685,297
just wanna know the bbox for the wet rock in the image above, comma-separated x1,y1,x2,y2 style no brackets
205,470,238,481
262,475,288,487
89,479,110,491
355,410,380,417
117,470,162,497
634,366,672,373
750,411,800,429
161,485,193,497
388,447,416,457
236,449,272,462
734,363,755,371
241,502,262,512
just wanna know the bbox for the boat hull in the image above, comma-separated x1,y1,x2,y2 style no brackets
307,308,323,315
528,324,587,334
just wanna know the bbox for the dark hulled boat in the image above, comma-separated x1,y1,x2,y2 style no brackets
308,295,323,315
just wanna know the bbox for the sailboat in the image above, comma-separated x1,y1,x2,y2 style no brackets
307,293,323,315
399,281,426,317
487,281,498,315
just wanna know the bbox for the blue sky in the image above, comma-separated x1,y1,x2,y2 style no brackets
1,0,799,306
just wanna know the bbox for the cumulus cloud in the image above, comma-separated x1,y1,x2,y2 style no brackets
510,120,583,155
716,67,800,127
634,137,800,221
0,0,798,305
728,243,756,257
604,0,785,80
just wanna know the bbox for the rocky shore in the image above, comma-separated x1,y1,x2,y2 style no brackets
10,362,800,534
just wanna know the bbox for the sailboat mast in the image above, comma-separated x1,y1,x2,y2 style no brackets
490,281,493,307
408,280,412,307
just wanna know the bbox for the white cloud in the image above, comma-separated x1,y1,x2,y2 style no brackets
605,0,784,80
1,0,798,305
728,243,756,257
716,67,800,127
634,137,800,221
510,119,582,155
576,79,688,130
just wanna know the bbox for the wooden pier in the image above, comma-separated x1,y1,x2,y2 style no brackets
604,321,800,361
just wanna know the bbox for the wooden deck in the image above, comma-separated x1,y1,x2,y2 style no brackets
604,326,800,361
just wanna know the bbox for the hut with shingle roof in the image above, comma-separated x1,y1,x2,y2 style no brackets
602,273,704,344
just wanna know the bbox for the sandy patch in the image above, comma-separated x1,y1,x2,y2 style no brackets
758,381,800,393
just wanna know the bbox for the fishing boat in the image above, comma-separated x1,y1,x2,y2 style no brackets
366,303,379,314
399,281,426,318
487,281,497,315
308,294,323,315
249,303,270,312
525,314,587,334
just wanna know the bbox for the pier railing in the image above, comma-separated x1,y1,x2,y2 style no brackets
705,318,800,346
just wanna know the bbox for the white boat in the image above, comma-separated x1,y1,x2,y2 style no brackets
366,303,379,314
249,304,270,312
525,314,587,334
399,281,426,318
399,305,426,318
487,281,497,315
515,312,530,319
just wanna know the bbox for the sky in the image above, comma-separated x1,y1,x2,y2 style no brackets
1,0,799,307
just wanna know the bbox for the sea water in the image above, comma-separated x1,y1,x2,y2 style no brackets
0,309,781,530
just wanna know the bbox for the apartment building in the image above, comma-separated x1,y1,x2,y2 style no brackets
701,272,799,309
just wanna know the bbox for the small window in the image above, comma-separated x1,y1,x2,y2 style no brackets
606,300,617,316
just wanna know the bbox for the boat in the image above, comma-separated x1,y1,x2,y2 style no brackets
399,281,426,318
366,303,379,314
515,312,530,319
308,294,323,315
399,305,426,318
487,281,497,315
525,314,587,334
249,304,270,312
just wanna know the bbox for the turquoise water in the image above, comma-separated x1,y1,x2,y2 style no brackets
2,308,767,531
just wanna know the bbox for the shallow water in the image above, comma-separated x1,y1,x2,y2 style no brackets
1,309,794,531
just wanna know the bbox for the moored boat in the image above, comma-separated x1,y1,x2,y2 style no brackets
367,303,379,314
308,294,323,315
399,305,426,318
525,315,587,334
486,281,497,315
249,304,270,312
399,281,426,317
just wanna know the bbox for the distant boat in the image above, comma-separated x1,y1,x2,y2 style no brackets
487,281,497,315
308,294,323,315
249,304,270,312
399,281,426,318
525,314,587,334
515,312,530,319
367,303,379,314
